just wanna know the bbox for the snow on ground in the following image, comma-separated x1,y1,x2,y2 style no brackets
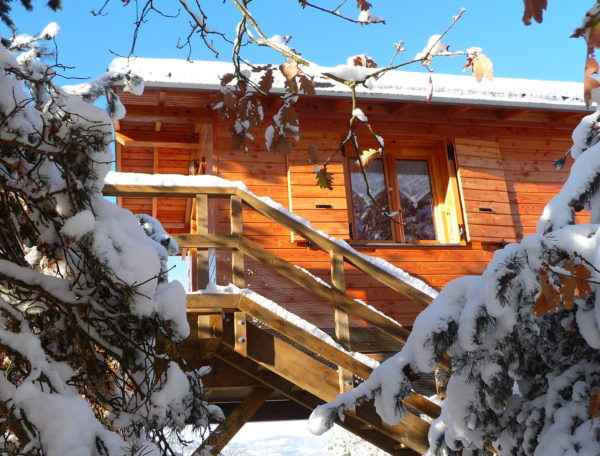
177,421,385,456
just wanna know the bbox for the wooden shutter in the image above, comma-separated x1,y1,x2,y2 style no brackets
454,138,518,243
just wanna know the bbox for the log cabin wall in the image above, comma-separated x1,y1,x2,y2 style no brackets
116,88,584,340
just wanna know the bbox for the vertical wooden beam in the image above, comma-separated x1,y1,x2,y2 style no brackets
234,311,248,357
196,313,223,339
230,196,246,288
115,142,123,207
152,146,159,218
193,194,209,290
193,387,272,456
331,252,354,394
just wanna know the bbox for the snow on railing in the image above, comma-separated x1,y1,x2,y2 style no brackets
104,171,438,306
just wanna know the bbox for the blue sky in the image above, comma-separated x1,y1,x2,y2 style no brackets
7,1,595,82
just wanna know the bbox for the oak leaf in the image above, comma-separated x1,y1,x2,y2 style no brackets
572,2,600,46
585,57,600,107
351,54,378,68
299,75,316,95
533,270,560,317
315,165,334,190
280,61,300,93
522,0,547,25
356,0,372,11
220,73,235,86
259,69,274,94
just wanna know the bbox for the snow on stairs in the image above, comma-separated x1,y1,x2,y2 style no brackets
103,172,442,455
187,289,438,456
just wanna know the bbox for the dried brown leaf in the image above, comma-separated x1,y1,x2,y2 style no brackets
533,270,560,317
315,165,334,190
282,105,299,128
356,0,372,11
351,54,378,68
220,73,235,86
259,69,274,94
279,61,300,93
299,75,316,95
575,265,592,296
471,53,494,82
522,0,547,25
222,91,236,111
584,57,600,107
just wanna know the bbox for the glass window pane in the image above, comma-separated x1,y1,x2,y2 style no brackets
349,158,393,241
395,160,436,241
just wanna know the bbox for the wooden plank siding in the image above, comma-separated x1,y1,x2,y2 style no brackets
116,88,583,331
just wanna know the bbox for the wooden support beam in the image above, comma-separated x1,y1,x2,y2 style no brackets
217,326,430,454
152,146,158,218
187,293,241,313
115,130,199,146
230,196,246,288
192,194,209,290
197,312,224,339
331,252,354,394
194,387,272,456
214,348,419,456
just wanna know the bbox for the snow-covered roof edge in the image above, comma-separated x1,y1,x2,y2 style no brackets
110,57,590,112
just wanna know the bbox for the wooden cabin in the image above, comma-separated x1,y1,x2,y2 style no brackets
105,58,589,454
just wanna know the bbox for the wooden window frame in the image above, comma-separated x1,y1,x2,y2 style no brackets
345,139,466,246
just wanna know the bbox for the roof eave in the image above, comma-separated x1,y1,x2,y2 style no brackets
139,80,592,113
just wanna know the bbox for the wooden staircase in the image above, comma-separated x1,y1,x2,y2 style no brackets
104,172,440,455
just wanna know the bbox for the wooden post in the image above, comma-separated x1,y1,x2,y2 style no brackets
331,252,354,394
193,387,272,456
152,146,158,218
230,195,246,288
193,194,210,290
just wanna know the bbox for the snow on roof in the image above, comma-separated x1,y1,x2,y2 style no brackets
110,57,589,111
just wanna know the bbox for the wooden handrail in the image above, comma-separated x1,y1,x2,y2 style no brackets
103,174,436,306
176,233,411,343
237,189,435,306
103,182,240,197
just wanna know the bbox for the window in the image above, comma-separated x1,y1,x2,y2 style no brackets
349,158,393,241
395,160,436,241
346,141,464,244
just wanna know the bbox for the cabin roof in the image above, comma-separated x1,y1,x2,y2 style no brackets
110,57,589,112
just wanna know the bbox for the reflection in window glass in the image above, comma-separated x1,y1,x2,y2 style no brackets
349,158,392,240
395,160,436,241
